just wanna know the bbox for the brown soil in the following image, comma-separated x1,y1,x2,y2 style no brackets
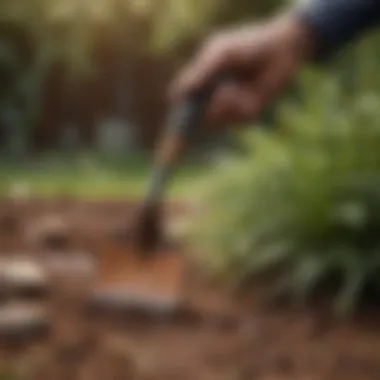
1,197,380,380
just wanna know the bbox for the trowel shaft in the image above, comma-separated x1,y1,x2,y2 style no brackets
143,75,226,205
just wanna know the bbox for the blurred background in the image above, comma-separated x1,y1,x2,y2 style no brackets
0,0,287,198
0,0,378,200
1,0,380,309
2,1,380,378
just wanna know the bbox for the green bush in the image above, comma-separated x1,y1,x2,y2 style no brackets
185,35,380,316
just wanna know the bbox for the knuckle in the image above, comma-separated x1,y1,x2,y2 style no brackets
201,38,230,69
203,31,227,53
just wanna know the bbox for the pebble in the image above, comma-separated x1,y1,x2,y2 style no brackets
0,257,47,293
90,286,180,320
0,302,49,338
44,252,96,278
44,252,97,301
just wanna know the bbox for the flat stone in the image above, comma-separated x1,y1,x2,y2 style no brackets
0,302,49,339
43,252,96,300
0,257,47,293
91,286,180,318
44,252,96,278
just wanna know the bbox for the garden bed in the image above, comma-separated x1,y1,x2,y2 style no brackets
1,198,380,380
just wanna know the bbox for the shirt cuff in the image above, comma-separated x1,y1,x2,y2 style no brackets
295,0,380,60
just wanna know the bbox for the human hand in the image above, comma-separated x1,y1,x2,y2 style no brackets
170,14,315,127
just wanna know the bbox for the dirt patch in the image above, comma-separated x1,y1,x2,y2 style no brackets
1,197,380,380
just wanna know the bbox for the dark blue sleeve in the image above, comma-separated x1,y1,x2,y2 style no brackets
296,0,380,59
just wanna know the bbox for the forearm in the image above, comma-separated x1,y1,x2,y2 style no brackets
295,0,380,59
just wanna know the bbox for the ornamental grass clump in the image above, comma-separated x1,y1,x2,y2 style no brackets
185,61,380,315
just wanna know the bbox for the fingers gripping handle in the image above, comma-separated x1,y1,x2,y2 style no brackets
158,76,224,164
143,98,208,205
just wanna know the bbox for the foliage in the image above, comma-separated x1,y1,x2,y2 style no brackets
185,32,380,316
0,0,99,153
0,0,286,154
150,0,285,52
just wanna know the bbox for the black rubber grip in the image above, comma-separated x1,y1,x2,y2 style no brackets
143,74,227,204
166,72,227,139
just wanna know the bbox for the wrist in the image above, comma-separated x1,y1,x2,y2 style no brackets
271,12,318,60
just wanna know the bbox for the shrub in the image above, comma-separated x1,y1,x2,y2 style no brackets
184,35,380,316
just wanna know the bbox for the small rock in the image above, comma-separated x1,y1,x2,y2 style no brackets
90,287,180,320
44,252,96,278
1,257,47,293
0,302,49,339
3,258,46,286
44,252,96,300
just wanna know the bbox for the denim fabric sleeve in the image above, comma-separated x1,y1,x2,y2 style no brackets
295,0,380,59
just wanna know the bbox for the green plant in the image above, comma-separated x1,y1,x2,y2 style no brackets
185,33,380,316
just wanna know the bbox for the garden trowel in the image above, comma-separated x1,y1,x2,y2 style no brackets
91,75,225,317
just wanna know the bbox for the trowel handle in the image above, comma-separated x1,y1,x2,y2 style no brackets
157,72,228,166
144,73,228,205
